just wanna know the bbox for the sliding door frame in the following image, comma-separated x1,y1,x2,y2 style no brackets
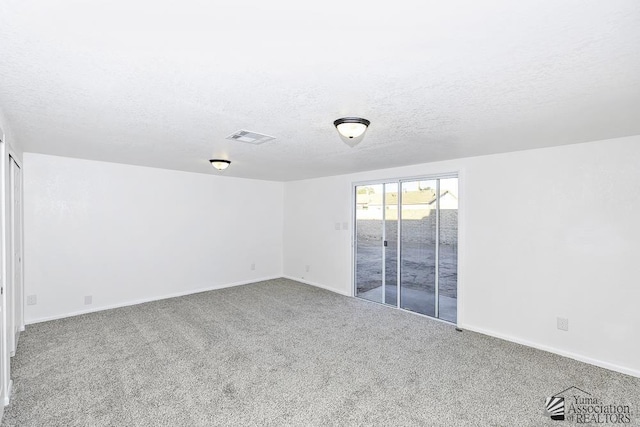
381,185,387,304
352,171,462,325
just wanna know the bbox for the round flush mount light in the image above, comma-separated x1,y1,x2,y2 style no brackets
209,159,231,171
333,117,370,147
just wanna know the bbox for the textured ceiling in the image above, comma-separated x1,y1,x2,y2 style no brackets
1,1,639,181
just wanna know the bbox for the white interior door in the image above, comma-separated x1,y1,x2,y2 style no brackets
6,155,13,356
7,156,22,355
10,159,22,348
0,134,6,403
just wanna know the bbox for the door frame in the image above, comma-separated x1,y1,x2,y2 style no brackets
0,129,4,413
351,171,462,325
0,131,23,407
8,154,23,355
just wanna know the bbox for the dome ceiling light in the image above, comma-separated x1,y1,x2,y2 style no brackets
333,117,370,147
209,159,231,171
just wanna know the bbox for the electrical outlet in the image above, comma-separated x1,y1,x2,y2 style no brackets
334,222,341,230
27,295,37,306
305,265,310,273
84,295,92,305
342,222,348,230
251,263,255,271
557,317,569,331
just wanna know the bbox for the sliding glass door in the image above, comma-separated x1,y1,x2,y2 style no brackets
399,179,437,317
355,184,383,304
355,176,458,323
437,178,459,323
354,183,397,306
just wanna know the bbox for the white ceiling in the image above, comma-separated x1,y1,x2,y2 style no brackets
1,1,639,181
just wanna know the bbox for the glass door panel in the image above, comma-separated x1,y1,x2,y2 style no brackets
400,180,437,316
438,178,458,323
355,184,384,303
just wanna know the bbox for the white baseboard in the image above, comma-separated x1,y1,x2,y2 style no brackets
282,275,352,297
459,323,640,379
14,329,21,353
25,276,281,325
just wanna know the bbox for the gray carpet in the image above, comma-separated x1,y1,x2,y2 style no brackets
2,278,638,426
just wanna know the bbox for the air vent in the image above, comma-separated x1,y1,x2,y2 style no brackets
226,130,275,145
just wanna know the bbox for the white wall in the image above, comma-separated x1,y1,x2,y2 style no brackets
283,175,354,295
24,153,283,323
19,136,640,378
0,108,22,161
283,135,640,377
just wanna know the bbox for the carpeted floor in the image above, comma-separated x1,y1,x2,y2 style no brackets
2,278,638,426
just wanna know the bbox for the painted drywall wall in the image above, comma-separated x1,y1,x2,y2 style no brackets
0,108,22,159
24,153,283,323
283,135,640,377
283,174,354,295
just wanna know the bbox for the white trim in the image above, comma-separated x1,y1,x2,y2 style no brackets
459,323,640,379
9,153,24,337
3,380,10,406
456,168,465,327
350,185,356,298
381,184,387,304
0,134,9,405
7,156,21,356
25,276,281,325
434,179,440,318
351,172,459,187
282,275,352,297
397,185,403,307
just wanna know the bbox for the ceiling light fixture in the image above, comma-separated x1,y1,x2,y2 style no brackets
209,159,231,171
333,117,370,147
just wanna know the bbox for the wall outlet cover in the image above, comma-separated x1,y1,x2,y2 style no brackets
27,295,37,306
557,317,569,331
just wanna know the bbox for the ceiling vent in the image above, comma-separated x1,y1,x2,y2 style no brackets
226,130,276,145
